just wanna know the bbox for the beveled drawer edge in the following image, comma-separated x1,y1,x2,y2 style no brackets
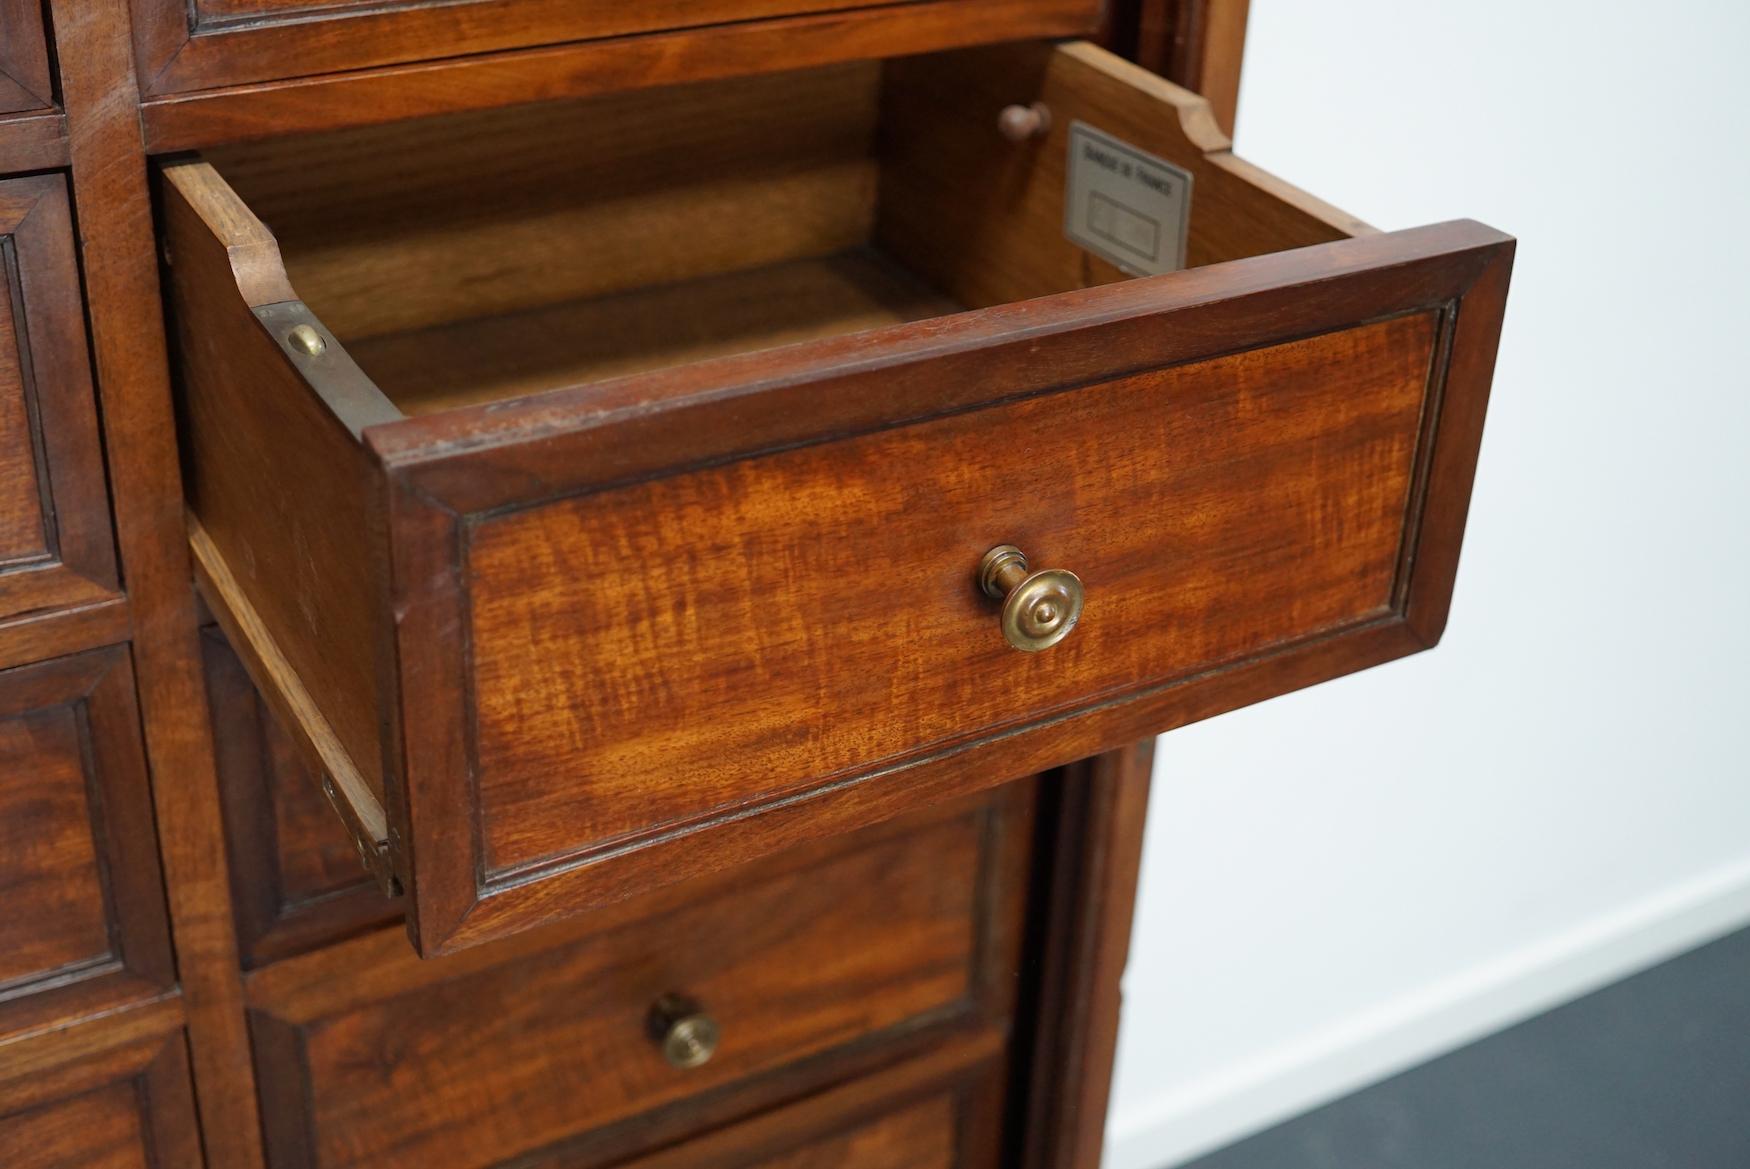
189,516,397,895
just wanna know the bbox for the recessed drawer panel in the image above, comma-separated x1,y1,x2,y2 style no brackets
602,1036,1005,1169
0,1029,202,1169
0,176,119,631
0,649,175,1038
244,786,1033,1169
161,41,1513,954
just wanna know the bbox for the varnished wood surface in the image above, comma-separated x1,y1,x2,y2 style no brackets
138,1,1098,151
51,1,269,1161
0,1027,202,1169
1020,744,1154,1169
208,62,884,343
0,7,1512,1168
202,626,401,967
165,63,1510,948
608,1035,1005,1169
161,161,390,813
878,41,1364,312
0,649,175,1041
465,312,1430,875
0,0,52,116
0,176,121,632
1130,0,1250,135
246,785,1033,1169
353,251,962,414
373,222,1506,954
0,111,68,172
133,0,1097,98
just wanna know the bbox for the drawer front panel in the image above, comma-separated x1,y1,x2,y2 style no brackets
605,1037,1004,1169
470,312,1430,874
247,789,1029,1169
0,1032,202,1169
374,220,1509,953
0,649,174,1034
0,176,119,629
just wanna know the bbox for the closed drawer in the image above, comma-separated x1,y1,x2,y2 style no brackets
0,1027,201,1169
244,785,1034,1169
0,176,120,631
601,1036,1005,1169
162,40,1513,955
0,649,175,1039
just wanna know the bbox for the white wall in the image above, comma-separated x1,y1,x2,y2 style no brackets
1105,2,1750,1165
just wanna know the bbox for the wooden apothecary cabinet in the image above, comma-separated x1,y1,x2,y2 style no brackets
0,2,1511,1166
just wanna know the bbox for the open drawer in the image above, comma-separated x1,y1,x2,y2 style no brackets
160,40,1513,956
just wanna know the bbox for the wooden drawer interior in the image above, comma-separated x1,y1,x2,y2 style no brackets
194,41,1364,418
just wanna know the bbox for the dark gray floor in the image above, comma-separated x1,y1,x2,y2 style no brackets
1176,925,1750,1169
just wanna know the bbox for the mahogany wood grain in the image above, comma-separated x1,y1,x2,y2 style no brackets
608,1035,1006,1169
208,62,886,342
201,625,401,967
245,786,1034,1169
0,597,132,671
0,1027,201,1169
0,175,122,637
137,1,1097,151
353,251,962,414
1132,0,1250,135
0,0,52,115
464,313,1430,874
0,111,68,172
1018,744,1153,1169
51,1,268,1162
161,161,390,812
0,648,175,1042
132,0,1098,98
375,226,1505,954
164,62,1511,949
878,41,1366,310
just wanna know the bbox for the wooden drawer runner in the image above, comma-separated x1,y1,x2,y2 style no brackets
244,784,1034,1169
162,40,1513,954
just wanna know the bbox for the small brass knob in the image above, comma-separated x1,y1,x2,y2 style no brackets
646,993,720,1069
978,545,1084,652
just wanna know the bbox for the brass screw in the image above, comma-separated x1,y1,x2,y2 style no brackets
286,323,327,356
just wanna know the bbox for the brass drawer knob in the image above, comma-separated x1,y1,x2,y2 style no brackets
646,993,720,1069
978,545,1084,652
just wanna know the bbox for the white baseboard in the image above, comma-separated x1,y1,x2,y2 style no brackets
1103,856,1750,1169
